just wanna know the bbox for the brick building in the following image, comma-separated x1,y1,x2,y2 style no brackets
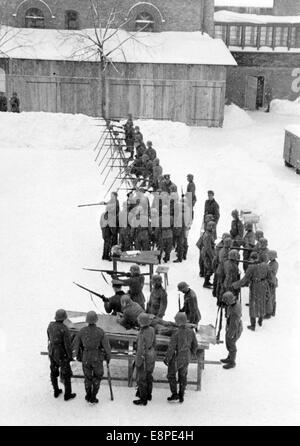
0,0,215,35
214,1,300,109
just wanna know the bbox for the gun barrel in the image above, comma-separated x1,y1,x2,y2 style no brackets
78,203,104,208
73,282,106,300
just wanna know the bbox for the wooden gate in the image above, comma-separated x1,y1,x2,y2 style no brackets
26,79,57,112
245,76,258,110
60,80,91,115
189,82,225,127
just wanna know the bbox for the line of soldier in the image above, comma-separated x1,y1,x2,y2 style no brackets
100,183,196,264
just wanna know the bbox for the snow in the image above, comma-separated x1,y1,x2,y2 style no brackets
271,97,300,117
0,26,236,66
215,0,274,6
1,105,300,425
215,10,300,24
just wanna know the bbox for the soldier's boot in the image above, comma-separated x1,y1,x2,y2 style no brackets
85,384,92,402
258,317,263,327
173,258,182,263
64,379,76,401
223,352,236,369
90,381,100,404
167,379,178,401
178,383,185,403
272,303,276,317
203,276,213,289
247,317,256,331
167,394,179,401
220,357,231,364
51,376,62,398
133,399,147,405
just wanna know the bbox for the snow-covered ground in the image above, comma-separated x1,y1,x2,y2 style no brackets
0,104,300,426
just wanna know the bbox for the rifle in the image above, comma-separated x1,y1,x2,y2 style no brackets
106,362,114,401
83,268,150,277
77,202,105,208
178,293,181,312
215,305,224,344
73,282,109,303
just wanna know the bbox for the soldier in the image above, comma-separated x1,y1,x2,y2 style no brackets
173,197,192,263
145,141,157,161
242,222,256,271
146,274,168,318
230,210,244,245
103,280,125,315
73,311,111,403
177,282,201,325
9,91,20,113
214,236,233,302
186,174,197,219
254,237,270,262
212,232,231,297
47,309,76,401
164,312,198,403
232,253,272,331
117,294,144,329
134,126,143,143
220,292,243,370
266,250,279,318
100,205,115,261
119,202,132,251
0,91,7,111
150,207,160,249
132,206,150,251
133,313,156,406
202,220,216,288
222,250,240,298
204,191,220,229
160,174,175,194
124,114,135,158
264,85,273,113
156,205,173,263
118,265,146,309
151,158,163,191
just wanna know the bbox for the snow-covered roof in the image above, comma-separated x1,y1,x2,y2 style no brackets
215,0,273,6
0,26,236,66
215,10,300,24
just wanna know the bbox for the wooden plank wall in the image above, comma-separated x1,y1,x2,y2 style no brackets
6,59,227,127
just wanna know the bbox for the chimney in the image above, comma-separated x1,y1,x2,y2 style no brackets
202,0,215,37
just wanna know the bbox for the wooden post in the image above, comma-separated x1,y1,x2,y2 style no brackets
256,25,261,50
196,349,205,391
128,340,134,387
287,25,292,51
241,25,246,49
226,24,230,46
272,25,276,50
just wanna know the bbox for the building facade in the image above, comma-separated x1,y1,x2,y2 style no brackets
0,0,215,35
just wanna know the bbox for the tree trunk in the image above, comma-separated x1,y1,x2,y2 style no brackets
100,58,107,120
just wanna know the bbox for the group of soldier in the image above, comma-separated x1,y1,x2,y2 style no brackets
0,91,20,113
48,269,202,405
47,118,279,407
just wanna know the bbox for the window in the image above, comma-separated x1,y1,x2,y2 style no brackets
65,11,79,30
25,8,45,28
244,25,257,47
260,26,273,47
0,68,5,92
290,26,300,48
135,12,154,31
275,26,289,47
228,25,242,46
215,24,227,42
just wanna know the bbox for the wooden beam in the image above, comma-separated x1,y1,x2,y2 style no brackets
257,25,261,50
287,25,292,51
272,25,276,50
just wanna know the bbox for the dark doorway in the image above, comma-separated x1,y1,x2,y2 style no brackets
256,76,265,109
245,75,265,110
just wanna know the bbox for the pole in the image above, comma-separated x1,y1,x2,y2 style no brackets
106,362,114,401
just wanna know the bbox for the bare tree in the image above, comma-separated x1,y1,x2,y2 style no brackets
65,0,150,119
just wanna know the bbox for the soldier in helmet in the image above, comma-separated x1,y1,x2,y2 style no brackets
133,313,156,406
164,312,198,403
117,294,145,329
212,232,231,297
266,250,279,318
145,141,157,161
47,309,76,401
118,264,146,309
242,222,256,271
201,220,216,288
186,174,197,219
102,280,125,315
204,191,220,237
230,210,244,245
134,126,143,144
177,282,201,325
220,292,243,369
123,114,135,158
73,311,111,403
254,237,270,262
155,205,173,263
146,274,168,318
221,249,241,302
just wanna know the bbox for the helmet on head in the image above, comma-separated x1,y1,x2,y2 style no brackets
130,264,140,275
205,214,214,223
250,251,259,261
175,312,187,326
231,209,239,218
207,220,216,230
222,291,236,306
152,274,162,284
259,252,268,263
255,230,264,240
228,249,239,261
245,222,253,231
187,174,194,180
177,281,189,292
268,250,278,260
222,232,231,240
86,311,98,324
55,309,67,322
259,238,268,248
137,312,151,327
207,190,214,196
146,140,152,146
121,294,132,307
223,237,232,248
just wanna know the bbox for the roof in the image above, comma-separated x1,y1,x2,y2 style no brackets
215,10,300,24
0,26,236,66
215,0,274,6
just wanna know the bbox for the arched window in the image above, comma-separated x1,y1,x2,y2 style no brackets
25,7,45,28
135,12,154,32
65,10,79,30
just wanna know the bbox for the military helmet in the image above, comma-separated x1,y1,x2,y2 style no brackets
137,312,151,328
55,309,67,322
245,222,253,231
130,264,140,275
222,291,236,306
204,213,214,223
259,252,269,263
259,238,268,248
146,140,152,146
223,237,232,248
86,311,98,324
152,274,162,284
175,312,187,326
228,249,239,261
222,232,231,240
255,230,264,240
231,209,239,218
268,250,278,260
207,220,216,230
187,174,194,180
121,294,132,307
177,281,189,292
250,251,259,261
